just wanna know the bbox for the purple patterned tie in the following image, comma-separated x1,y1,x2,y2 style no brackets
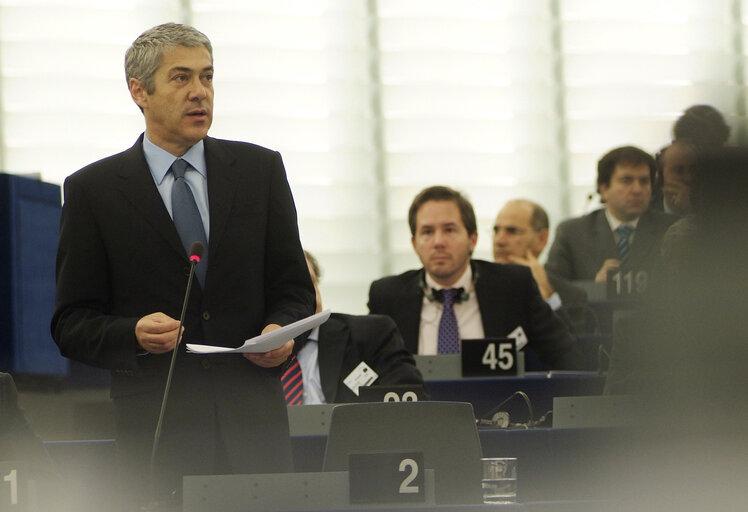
281,355,304,405
437,288,461,354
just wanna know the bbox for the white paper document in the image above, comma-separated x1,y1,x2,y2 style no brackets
186,309,331,354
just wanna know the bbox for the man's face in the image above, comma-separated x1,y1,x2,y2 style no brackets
662,141,697,215
130,45,214,156
600,163,652,222
411,200,477,287
492,202,547,263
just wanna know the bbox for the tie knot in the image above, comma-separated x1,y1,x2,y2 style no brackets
171,158,189,179
616,225,634,240
437,288,462,306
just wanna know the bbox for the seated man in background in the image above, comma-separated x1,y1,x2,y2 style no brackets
493,199,589,333
546,146,675,283
284,251,424,405
368,186,584,370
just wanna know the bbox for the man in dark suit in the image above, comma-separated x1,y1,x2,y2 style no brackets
493,199,589,333
288,251,423,404
51,23,315,506
546,146,675,283
368,186,583,370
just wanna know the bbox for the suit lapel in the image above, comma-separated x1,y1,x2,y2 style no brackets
115,136,184,260
317,317,348,403
630,211,657,261
593,209,619,260
204,137,239,266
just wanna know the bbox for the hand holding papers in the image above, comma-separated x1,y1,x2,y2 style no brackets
186,310,331,354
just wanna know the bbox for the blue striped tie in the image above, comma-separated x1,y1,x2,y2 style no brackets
171,158,208,286
616,225,634,264
437,288,461,354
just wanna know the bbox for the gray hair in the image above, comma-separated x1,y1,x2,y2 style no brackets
125,23,213,94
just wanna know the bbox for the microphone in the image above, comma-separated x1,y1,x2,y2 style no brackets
145,241,204,510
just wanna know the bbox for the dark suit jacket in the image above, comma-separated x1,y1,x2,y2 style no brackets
545,208,676,281
51,135,315,493
367,260,584,370
547,271,591,334
312,313,424,403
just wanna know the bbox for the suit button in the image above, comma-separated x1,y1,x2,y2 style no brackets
201,358,211,369
202,311,210,321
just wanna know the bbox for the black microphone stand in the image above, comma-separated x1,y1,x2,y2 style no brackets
142,242,203,511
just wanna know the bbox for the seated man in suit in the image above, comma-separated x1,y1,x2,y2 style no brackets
367,186,583,370
284,251,424,404
546,146,675,283
493,199,589,333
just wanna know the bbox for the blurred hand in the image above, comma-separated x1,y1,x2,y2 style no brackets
243,324,295,367
595,259,622,283
509,250,555,299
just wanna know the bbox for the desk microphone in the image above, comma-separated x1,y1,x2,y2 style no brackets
144,241,204,510
477,391,534,429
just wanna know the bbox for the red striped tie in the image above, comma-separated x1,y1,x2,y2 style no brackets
281,355,304,405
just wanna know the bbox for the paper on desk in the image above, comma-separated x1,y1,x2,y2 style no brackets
186,309,331,354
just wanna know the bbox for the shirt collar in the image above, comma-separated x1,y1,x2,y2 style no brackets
424,263,474,293
142,133,207,184
604,208,639,232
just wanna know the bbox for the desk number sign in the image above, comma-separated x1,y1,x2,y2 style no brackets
607,268,648,299
1,462,26,511
348,451,425,504
462,338,518,377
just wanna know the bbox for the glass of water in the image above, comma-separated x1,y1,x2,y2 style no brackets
481,457,517,504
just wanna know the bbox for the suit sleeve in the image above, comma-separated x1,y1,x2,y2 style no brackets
545,220,575,281
357,315,424,386
51,175,140,370
523,272,586,370
261,151,315,327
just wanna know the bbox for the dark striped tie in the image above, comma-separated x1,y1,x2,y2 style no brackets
171,158,208,286
437,288,461,354
281,355,304,405
616,225,634,264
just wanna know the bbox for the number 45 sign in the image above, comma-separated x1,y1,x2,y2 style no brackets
1,462,27,511
461,338,518,377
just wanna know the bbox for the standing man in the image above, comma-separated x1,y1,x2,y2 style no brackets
287,251,423,405
493,199,589,332
546,146,675,282
368,186,583,370
51,23,315,506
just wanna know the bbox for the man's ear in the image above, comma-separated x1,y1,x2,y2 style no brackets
535,228,549,254
129,78,148,111
468,231,478,254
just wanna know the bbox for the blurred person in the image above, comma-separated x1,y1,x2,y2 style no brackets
672,104,730,148
50,23,314,507
368,186,583,370
651,104,730,215
546,146,675,283
284,251,423,404
0,373,62,510
600,146,748,511
492,199,589,332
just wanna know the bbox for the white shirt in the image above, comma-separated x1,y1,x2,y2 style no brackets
418,265,484,355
